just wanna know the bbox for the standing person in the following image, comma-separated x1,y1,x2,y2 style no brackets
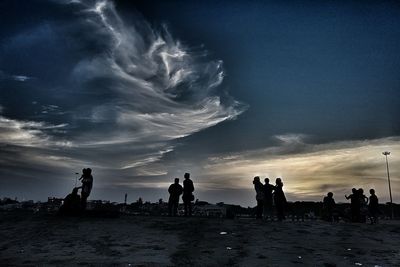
182,173,194,217
263,178,275,221
368,189,379,224
345,188,360,222
168,178,183,216
322,192,336,222
358,188,368,223
79,168,93,210
253,176,264,219
274,178,287,221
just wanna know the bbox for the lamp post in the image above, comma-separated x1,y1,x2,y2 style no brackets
382,151,394,219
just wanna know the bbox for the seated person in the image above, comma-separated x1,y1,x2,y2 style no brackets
59,187,81,215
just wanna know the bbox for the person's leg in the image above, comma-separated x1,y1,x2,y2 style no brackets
267,203,273,221
372,210,377,224
184,201,188,216
81,193,88,210
269,201,275,220
256,200,263,219
276,203,283,221
168,200,173,216
351,207,356,222
328,210,333,222
173,200,179,216
263,200,267,219
188,202,192,217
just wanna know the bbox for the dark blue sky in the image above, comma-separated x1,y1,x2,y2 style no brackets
130,0,400,152
0,0,399,204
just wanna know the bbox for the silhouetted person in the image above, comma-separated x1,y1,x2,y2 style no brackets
358,188,368,223
78,168,93,210
345,188,360,222
253,176,264,219
263,178,275,220
274,178,287,221
322,192,336,222
168,178,183,216
59,187,81,216
182,173,194,216
368,189,379,224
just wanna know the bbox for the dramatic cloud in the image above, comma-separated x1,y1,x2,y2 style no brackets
0,0,398,205
60,0,245,154
0,0,245,199
0,112,69,148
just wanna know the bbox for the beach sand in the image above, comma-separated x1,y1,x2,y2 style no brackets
0,211,399,266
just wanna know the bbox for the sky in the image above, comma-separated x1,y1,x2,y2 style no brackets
0,0,399,206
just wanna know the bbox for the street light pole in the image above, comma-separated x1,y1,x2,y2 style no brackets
382,151,394,219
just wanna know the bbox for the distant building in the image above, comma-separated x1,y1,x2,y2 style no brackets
47,197,63,212
194,203,227,217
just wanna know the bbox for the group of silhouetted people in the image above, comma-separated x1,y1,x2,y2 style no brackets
59,168,94,215
253,176,287,221
252,176,381,224
321,189,380,224
168,173,194,216
58,168,382,224
345,188,380,224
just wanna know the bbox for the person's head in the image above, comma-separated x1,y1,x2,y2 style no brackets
184,173,190,179
174,178,179,184
82,168,87,174
352,188,357,194
87,168,92,175
358,188,364,194
264,178,270,184
72,187,79,195
253,176,260,184
369,188,375,195
276,178,282,185
327,192,333,198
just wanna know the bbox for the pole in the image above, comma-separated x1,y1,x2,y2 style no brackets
383,152,394,219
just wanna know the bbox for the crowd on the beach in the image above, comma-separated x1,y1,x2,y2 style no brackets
252,175,380,224
59,167,382,224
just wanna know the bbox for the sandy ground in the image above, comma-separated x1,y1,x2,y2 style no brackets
0,211,399,266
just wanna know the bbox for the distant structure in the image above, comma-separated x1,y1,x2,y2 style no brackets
382,151,394,219
47,197,63,212
195,203,227,217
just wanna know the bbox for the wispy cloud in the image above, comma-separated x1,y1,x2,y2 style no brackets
0,115,70,148
0,0,246,198
0,71,34,82
12,75,32,82
59,0,246,165
1,0,245,159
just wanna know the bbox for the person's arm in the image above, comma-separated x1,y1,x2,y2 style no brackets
345,195,349,200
